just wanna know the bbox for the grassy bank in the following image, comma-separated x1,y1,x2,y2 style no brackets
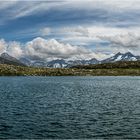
0,63,140,76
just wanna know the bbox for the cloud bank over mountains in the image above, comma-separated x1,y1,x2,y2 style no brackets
0,37,108,61
0,33,140,61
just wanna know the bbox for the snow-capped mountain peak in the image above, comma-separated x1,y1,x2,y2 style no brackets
102,52,139,63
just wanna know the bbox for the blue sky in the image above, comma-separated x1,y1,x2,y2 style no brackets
0,0,140,60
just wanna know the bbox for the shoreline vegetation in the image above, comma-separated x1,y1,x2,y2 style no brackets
0,61,140,76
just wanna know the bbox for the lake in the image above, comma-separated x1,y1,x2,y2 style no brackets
0,76,140,139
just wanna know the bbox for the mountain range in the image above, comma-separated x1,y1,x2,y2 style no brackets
0,52,140,68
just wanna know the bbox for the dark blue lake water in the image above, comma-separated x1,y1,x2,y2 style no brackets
0,76,140,139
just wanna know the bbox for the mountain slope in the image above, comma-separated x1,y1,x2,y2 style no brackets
0,53,26,66
47,59,67,68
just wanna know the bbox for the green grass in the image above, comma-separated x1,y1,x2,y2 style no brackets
0,63,140,76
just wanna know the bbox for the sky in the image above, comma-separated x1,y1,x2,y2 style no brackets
0,0,140,61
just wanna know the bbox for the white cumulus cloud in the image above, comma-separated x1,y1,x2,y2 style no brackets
97,32,140,55
25,37,106,60
0,39,7,53
99,32,140,48
0,37,113,61
7,41,23,58
0,39,23,58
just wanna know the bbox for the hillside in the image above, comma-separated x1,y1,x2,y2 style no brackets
72,61,140,69
0,61,140,76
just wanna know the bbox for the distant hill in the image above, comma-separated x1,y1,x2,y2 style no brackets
72,61,140,69
0,53,26,66
20,57,99,68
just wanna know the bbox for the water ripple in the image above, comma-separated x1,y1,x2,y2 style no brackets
0,76,140,139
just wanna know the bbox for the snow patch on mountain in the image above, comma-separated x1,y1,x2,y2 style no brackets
114,55,123,61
